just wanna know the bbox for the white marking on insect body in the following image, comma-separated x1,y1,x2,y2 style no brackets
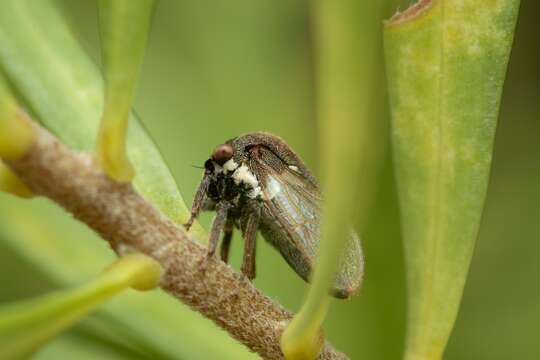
248,186,262,199
233,164,259,188
288,165,299,172
265,176,282,200
232,163,262,199
222,159,239,173
212,162,223,174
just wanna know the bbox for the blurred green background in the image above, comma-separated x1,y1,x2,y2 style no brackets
0,1,538,359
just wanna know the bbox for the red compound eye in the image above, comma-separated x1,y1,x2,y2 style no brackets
212,144,234,165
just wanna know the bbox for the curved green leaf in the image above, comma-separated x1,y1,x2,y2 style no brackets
96,0,157,182
384,1,520,359
281,1,386,358
0,254,161,359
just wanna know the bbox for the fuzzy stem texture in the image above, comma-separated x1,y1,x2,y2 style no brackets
4,118,346,360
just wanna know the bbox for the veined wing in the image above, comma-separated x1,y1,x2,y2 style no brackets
251,151,364,297
260,165,321,263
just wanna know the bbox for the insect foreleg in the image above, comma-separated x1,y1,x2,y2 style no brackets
185,173,211,230
208,201,231,258
241,206,260,280
220,221,234,263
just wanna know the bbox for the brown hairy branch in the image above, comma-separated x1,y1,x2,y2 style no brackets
5,118,346,360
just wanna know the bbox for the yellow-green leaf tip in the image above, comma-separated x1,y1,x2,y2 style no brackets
0,85,34,160
129,254,163,291
96,114,135,183
280,318,324,360
106,253,163,291
0,161,33,198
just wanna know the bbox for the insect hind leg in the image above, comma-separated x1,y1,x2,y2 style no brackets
240,206,260,280
220,221,234,263
208,201,231,258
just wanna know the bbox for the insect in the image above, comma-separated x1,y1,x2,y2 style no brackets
185,132,364,298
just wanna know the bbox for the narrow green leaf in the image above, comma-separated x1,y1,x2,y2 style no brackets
281,1,386,358
384,1,520,359
0,0,206,240
0,254,161,359
96,0,156,182
35,331,145,360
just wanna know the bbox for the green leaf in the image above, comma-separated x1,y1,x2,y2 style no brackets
35,331,145,360
0,254,161,359
96,0,157,182
281,1,386,358
0,0,205,240
0,195,255,360
384,1,520,359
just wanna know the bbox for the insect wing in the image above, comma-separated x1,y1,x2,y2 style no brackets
254,158,364,297
253,161,364,298
261,166,321,265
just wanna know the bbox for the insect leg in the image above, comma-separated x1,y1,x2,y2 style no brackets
185,174,210,230
220,221,234,263
241,207,260,280
208,201,231,258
